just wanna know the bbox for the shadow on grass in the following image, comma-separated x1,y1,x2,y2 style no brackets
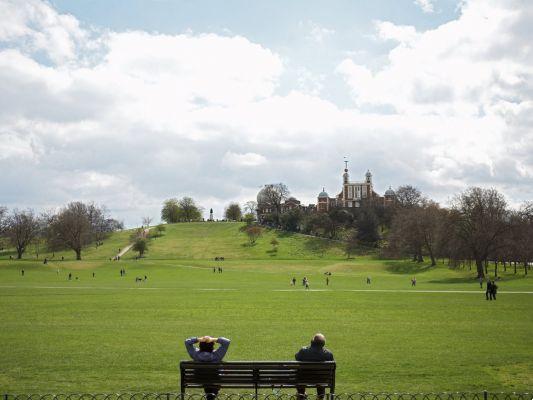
385,260,434,274
429,274,526,284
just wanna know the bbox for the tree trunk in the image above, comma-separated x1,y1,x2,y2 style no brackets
484,260,488,275
17,247,23,259
430,253,436,266
514,261,517,274
475,259,485,278
75,249,82,260
494,263,498,277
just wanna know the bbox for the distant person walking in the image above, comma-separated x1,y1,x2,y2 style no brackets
21,269,24,276
479,277,483,288
367,276,371,284
486,280,492,300
68,273,72,280
411,277,416,286
326,277,329,286
291,277,296,286
489,280,498,300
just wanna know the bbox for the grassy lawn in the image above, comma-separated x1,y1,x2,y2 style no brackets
0,223,531,393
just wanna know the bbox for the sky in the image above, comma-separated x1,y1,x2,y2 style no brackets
0,0,532,226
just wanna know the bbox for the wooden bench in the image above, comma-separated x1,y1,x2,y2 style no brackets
180,361,336,397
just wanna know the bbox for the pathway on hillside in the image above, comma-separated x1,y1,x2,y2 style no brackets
115,228,150,258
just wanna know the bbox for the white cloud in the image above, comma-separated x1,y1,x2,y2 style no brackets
0,0,532,224
374,21,419,44
300,20,335,44
222,152,267,168
0,0,87,64
414,0,435,13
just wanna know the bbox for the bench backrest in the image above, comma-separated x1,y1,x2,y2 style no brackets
180,361,336,394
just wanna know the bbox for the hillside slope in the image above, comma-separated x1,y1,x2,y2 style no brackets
146,222,346,260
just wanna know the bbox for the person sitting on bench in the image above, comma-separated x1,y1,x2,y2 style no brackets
295,333,334,399
185,335,231,400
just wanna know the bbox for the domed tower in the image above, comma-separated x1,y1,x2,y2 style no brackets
317,188,329,213
365,170,372,184
384,186,396,206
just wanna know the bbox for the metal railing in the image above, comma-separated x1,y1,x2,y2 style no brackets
1,393,531,400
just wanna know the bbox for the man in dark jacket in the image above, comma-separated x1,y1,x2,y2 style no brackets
295,333,334,399
486,280,493,300
185,336,230,400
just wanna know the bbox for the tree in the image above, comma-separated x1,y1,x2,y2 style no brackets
132,237,148,257
450,187,510,278
161,198,181,223
142,216,153,227
179,197,203,221
243,201,257,215
355,205,380,245
0,206,7,233
345,229,359,258
280,208,303,232
243,225,262,245
395,185,424,209
5,209,40,259
243,213,256,226
47,202,94,260
258,183,289,223
161,197,203,222
155,224,166,237
388,202,446,266
225,203,242,221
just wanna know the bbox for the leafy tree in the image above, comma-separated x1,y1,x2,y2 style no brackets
132,237,148,257
5,209,40,259
280,208,303,232
161,198,181,223
179,197,203,221
161,197,203,222
243,213,256,226
225,203,242,221
154,224,166,237
355,206,380,245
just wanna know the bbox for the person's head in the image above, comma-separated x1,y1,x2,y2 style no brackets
199,341,214,352
310,333,326,348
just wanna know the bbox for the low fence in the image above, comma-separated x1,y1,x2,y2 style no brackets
1,393,531,400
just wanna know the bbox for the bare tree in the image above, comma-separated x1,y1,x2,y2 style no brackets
243,201,257,215
47,202,93,260
5,209,41,259
395,185,425,209
142,216,153,227
258,183,289,223
450,187,510,278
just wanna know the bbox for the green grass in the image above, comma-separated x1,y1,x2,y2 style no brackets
0,222,531,393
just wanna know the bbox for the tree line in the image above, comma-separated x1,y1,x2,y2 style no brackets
255,184,533,278
0,202,123,260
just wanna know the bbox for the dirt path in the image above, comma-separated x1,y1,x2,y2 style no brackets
115,228,150,258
